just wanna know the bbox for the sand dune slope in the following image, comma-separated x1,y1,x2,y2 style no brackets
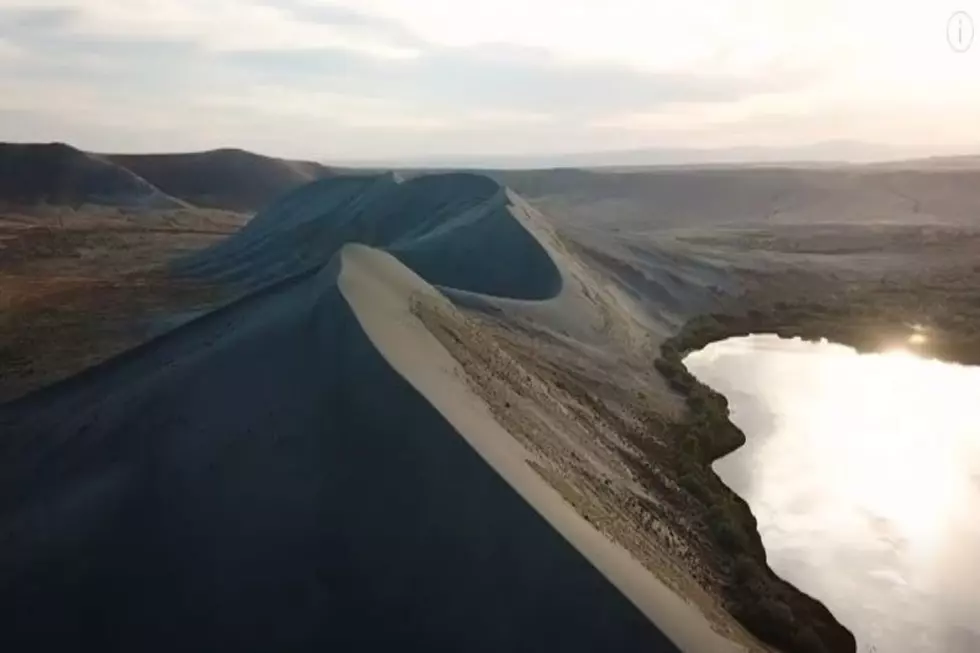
0,170,752,652
0,240,732,652
174,172,674,349
174,173,563,301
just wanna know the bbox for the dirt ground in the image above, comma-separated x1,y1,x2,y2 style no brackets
0,205,246,401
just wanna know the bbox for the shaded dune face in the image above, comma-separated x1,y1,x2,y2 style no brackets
0,272,670,652
0,175,679,652
174,173,563,301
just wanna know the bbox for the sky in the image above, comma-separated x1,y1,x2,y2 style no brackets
0,0,978,161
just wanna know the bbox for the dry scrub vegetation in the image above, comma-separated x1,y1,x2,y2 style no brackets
0,206,245,401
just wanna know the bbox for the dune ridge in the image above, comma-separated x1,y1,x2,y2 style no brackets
0,174,749,651
0,244,671,651
174,172,564,302
175,172,667,352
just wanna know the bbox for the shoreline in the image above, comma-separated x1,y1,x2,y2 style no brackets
652,268,980,652
655,318,854,653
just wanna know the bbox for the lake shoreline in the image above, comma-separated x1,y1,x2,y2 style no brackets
656,270,980,653
655,318,855,653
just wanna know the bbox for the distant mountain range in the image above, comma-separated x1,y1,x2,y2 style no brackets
338,140,970,170
1,141,977,212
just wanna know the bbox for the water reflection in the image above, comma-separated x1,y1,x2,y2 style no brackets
684,335,980,653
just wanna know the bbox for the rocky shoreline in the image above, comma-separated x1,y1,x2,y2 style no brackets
654,319,855,653
651,264,980,652
418,259,980,653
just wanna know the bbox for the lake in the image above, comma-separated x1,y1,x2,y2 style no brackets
684,335,980,652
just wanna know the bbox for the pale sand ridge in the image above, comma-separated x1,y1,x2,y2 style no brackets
0,174,746,652
339,244,743,653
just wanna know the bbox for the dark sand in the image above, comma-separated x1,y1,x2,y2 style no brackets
0,174,744,652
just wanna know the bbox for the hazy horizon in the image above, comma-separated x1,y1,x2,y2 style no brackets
1,1,978,162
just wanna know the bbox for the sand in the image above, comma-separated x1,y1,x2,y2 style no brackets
341,245,741,653
0,175,745,651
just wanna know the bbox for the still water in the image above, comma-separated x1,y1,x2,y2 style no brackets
684,335,980,652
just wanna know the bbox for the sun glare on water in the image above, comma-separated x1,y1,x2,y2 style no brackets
685,335,980,651
907,332,928,346
822,349,965,547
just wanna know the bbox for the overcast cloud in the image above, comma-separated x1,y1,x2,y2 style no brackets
0,0,977,160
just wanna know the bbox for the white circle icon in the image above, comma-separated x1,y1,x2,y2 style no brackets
948,10,974,52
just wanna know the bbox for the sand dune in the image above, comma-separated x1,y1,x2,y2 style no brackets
174,172,687,352
0,175,744,651
175,173,562,300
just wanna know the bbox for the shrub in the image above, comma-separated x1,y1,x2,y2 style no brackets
706,505,748,553
678,471,710,504
733,553,758,586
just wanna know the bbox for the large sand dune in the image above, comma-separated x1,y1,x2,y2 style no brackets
0,175,744,651
175,173,562,300
174,172,662,348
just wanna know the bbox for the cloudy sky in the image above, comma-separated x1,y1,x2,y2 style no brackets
0,0,977,160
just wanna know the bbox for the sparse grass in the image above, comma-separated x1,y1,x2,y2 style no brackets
0,208,240,402
0,275,226,402
644,321,853,653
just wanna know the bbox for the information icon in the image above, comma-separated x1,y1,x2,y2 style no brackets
948,11,974,53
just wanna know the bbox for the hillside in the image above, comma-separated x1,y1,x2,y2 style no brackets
0,142,183,209
492,167,980,230
5,141,980,221
106,148,336,211
0,143,335,213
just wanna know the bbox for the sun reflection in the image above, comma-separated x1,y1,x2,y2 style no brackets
824,349,960,549
906,323,930,347
879,345,918,358
907,332,928,346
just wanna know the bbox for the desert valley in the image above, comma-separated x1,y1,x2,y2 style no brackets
2,141,980,652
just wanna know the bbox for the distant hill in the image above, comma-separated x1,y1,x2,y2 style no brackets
4,141,977,216
868,155,980,171
107,148,337,212
339,140,924,170
0,142,184,209
0,143,338,212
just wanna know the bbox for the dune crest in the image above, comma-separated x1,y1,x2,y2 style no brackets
175,172,564,302
0,174,741,652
